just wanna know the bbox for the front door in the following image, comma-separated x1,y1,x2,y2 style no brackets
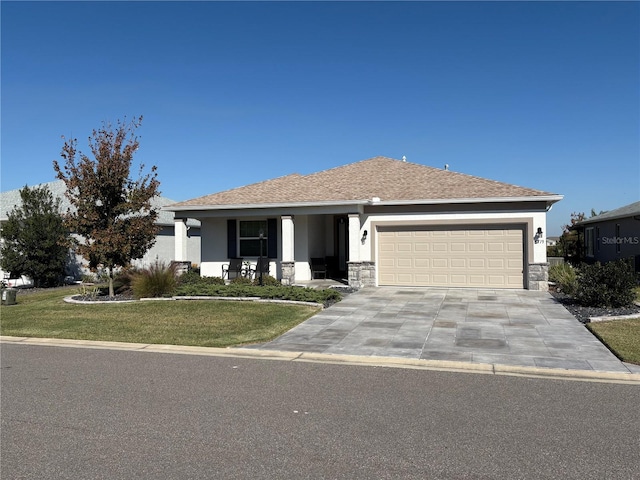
335,216,349,276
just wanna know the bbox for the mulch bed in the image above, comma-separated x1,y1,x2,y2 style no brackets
549,290,640,324
71,294,135,302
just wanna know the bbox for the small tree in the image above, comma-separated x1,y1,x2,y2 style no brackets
53,116,160,296
0,185,69,287
558,211,585,263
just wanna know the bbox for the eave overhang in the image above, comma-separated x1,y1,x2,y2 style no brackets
164,195,563,214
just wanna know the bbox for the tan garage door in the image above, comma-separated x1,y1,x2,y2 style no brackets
378,226,524,288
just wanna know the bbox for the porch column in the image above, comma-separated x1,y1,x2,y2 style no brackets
174,218,188,261
348,214,361,262
281,215,295,285
282,215,294,262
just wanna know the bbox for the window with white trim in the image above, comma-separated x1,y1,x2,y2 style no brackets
239,220,268,257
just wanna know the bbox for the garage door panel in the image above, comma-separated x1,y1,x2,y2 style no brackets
488,275,507,286
451,243,466,252
469,275,488,285
415,258,429,268
450,275,468,285
507,242,522,252
487,243,505,252
396,273,414,283
378,226,524,288
414,242,429,252
380,244,396,253
397,258,412,268
487,258,505,269
468,243,485,252
468,259,486,268
397,243,412,252
378,274,396,284
507,259,522,269
379,258,396,268
431,274,449,283
432,243,447,252
507,274,523,285
432,258,448,268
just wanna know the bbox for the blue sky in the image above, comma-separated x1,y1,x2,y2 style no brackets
2,1,638,235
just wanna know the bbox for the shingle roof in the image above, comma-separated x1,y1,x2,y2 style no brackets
0,180,198,227
575,201,640,225
170,156,560,209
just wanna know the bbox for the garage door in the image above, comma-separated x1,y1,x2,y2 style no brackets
378,226,524,288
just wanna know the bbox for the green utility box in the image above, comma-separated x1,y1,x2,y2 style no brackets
1,288,17,305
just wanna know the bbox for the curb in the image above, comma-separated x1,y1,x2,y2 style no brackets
2,336,639,385
588,313,640,323
62,295,323,308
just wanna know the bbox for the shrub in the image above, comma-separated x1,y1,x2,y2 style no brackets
177,271,225,286
575,260,637,308
112,268,137,295
131,261,178,299
174,283,342,307
252,275,281,287
230,276,253,285
549,263,577,296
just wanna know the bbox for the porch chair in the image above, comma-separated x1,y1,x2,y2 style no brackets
222,258,244,280
310,257,327,279
250,258,271,279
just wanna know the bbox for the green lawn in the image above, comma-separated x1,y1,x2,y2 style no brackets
0,287,320,347
587,318,640,365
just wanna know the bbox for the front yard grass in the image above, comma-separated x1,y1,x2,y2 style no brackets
0,287,320,347
587,318,640,365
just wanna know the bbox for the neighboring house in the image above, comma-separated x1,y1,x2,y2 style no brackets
0,180,201,282
571,201,640,272
166,156,562,290
546,236,559,247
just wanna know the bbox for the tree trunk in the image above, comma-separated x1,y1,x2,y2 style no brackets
108,268,115,297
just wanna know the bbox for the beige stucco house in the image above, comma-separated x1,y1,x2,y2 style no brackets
166,156,562,290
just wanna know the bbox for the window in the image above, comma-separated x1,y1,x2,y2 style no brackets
585,227,595,257
616,224,621,254
239,220,268,257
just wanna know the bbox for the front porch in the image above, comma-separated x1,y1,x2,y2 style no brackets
176,210,373,288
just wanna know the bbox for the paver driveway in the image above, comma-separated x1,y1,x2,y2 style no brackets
256,287,635,373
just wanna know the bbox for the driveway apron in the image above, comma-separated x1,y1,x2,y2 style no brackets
255,287,634,373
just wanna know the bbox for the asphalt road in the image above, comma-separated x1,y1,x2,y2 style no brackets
1,344,639,480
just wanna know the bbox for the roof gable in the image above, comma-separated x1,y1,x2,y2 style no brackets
170,156,560,209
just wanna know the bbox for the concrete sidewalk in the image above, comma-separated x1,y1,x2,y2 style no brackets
252,287,640,374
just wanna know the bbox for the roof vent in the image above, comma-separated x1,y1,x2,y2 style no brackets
444,164,449,171
402,156,406,162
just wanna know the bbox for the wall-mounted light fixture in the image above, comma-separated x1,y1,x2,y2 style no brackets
361,230,368,244
534,227,544,244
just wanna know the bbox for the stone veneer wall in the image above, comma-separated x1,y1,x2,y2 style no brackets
280,261,295,286
528,262,549,291
348,261,376,289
